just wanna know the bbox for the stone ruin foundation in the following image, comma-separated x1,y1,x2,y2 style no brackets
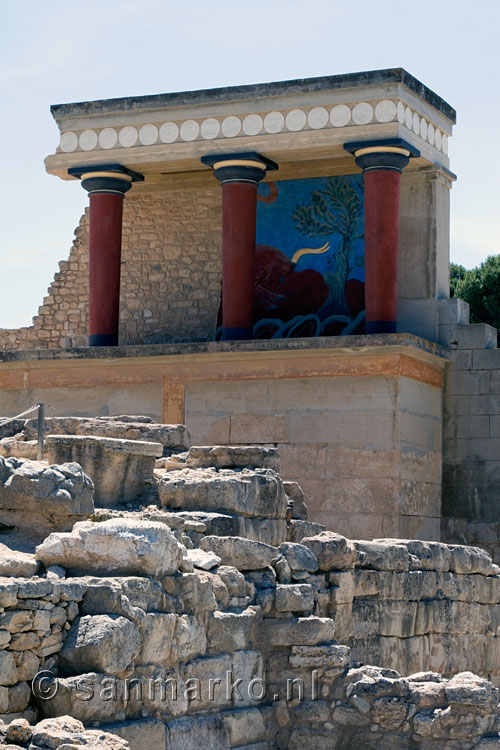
0,417,498,748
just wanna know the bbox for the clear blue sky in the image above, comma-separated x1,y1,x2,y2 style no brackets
1,0,498,329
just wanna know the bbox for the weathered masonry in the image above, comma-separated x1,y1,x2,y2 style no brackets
0,68,498,551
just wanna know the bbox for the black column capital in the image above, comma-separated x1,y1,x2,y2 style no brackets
68,163,144,195
344,138,420,173
201,151,278,184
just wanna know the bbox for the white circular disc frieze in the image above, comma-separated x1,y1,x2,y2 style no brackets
119,126,138,148
375,100,397,123
98,128,118,150
420,119,428,141
435,129,442,150
330,104,351,127
60,132,78,153
159,122,179,143
404,107,413,129
221,116,241,138
180,120,200,141
308,107,329,129
243,114,263,136
412,112,420,135
397,102,405,124
427,123,435,146
200,118,220,140
79,130,98,151
264,111,285,133
286,109,307,131
352,102,374,125
139,124,158,145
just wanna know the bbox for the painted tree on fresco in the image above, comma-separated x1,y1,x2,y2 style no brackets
293,176,364,315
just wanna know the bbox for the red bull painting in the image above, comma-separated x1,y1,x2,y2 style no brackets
216,174,365,340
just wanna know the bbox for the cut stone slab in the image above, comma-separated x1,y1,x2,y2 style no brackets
276,583,314,612
25,415,190,453
0,545,39,577
289,644,351,668
374,539,452,572
59,614,140,675
165,714,230,750
279,542,318,572
0,456,94,539
289,520,326,542
157,467,287,519
283,481,308,520
301,531,356,571
447,545,495,575
200,536,276,571
30,716,130,750
0,437,37,460
354,541,410,571
187,445,280,471
45,434,162,507
105,720,165,750
186,548,221,571
35,518,184,577
263,616,335,646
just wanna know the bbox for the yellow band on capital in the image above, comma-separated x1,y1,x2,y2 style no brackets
354,146,411,158
80,172,133,181
213,159,266,171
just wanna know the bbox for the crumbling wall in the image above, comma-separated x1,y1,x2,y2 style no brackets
0,186,222,352
0,425,499,748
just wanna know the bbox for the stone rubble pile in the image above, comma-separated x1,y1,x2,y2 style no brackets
0,715,129,748
0,417,498,747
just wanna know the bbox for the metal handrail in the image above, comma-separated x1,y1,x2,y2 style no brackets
0,402,46,460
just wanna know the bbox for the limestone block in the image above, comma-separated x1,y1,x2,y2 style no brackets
171,614,207,662
207,607,261,654
59,614,140,675
289,644,350,668
200,536,276,571
231,649,265,708
45,434,162,507
7,682,30,713
0,545,39,579
279,542,318,572
35,519,184,577
0,456,94,538
288,520,326,543
445,671,500,708
13,651,39,682
379,601,418,638
300,532,356,571
31,715,130,747
328,571,355,604
25,415,190,452
263,616,334,646
0,437,37,460
203,571,230,609
0,653,17,687
447,544,495,575
165,714,230,750
275,584,314,612
375,539,451,572
283,481,308,520
186,548,221,570
354,541,409,571
136,613,176,665
106,719,165,750
222,708,266,745
158,467,287,519
188,445,280,471
218,566,247,597
5,717,32,745
288,729,339,749
174,572,218,614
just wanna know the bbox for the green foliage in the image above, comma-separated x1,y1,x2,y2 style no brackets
453,255,500,330
293,177,363,242
450,262,466,298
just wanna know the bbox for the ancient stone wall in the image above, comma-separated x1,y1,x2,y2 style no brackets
441,324,500,563
0,186,222,351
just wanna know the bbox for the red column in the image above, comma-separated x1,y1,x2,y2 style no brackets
345,141,416,335
201,153,278,341
87,191,125,346
221,181,258,340
69,165,143,346
363,168,402,333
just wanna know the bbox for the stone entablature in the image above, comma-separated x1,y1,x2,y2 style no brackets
46,68,454,184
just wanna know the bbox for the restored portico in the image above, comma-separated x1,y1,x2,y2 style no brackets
0,68,468,543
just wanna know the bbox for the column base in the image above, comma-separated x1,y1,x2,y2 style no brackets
221,327,253,341
366,321,397,334
88,334,118,347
